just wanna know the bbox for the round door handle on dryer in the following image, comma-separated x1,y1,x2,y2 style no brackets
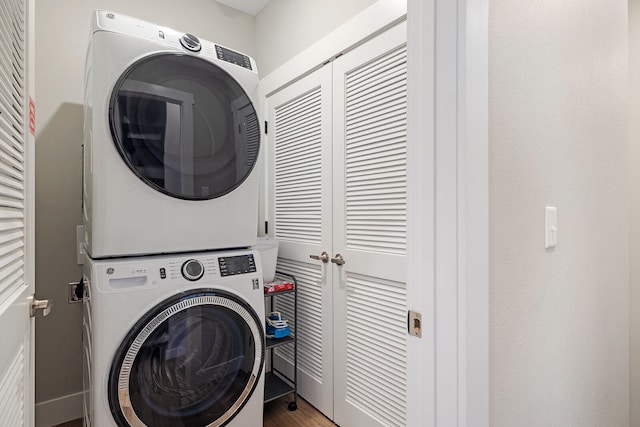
309,252,329,263
330,254,346,266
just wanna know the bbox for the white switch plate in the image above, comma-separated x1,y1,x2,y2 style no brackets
545,207,557,249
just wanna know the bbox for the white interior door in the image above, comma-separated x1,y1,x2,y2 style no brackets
332,22,408,427
267,65,334,418
0,0,36,425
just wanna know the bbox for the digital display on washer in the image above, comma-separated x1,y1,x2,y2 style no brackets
215,45,252,70
218,254,256,276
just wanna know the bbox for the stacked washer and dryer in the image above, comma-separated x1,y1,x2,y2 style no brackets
82,11,265,427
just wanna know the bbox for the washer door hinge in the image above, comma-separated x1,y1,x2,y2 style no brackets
264,121,268,134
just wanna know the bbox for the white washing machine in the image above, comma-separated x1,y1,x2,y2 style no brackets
84,10,261,258
82,249,265,426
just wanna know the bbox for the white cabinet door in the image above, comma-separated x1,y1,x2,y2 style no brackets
267,65,334,418
332,22,408,427
0,0,35,425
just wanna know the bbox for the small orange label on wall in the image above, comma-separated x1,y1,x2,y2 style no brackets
28,97,35,136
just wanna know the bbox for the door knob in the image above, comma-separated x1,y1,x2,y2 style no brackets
29,294,53,318
310,251,329,263
331,254,345,265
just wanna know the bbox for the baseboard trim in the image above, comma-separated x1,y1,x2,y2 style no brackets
35,391,83,427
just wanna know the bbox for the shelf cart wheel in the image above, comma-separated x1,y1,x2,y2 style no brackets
288,401,297,411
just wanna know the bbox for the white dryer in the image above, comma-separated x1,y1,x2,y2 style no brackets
82,249,265,426
84,10,261,258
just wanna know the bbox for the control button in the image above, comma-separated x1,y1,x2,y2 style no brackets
181,259,204,281
180,33,201,52
159,268,166,279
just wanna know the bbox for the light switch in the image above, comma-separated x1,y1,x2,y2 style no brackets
545,207,557,249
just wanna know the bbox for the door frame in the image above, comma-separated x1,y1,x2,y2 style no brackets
259,0,489,425
406,1,488,426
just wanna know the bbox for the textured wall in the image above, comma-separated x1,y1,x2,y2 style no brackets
489,1,629,425
254,0,377,76
34,0,254,414
630,0,640,425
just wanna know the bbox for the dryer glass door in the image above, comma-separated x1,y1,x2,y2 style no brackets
109,53,260,200
108,290,264,427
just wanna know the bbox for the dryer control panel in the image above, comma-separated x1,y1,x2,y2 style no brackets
214,45,253,70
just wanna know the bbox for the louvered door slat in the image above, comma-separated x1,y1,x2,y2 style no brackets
344,43,406,256
344,274,407,427
0,347,24,424
346,126,405,147
0,95,26,132
274,86,324,244
346,182,405,196
0,268,23,305
2,0,24,51
276,102,321,131
349,93,405,123
0,38,23,101
346,108,406,136
0,174,27,192
0,118,25,151
275,151,320,169
346,124,405,148
346,148,405,167
275,118,322,145
345,47,406,90
0,349,24,422
346,73,405,111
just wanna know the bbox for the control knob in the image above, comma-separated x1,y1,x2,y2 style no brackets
181,259,204,281
180,33,201,52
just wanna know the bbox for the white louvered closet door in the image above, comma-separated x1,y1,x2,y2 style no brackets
0,0,35,426
332,22,408,427
267,65,334,418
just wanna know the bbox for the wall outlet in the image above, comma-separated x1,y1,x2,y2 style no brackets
68,281,84,304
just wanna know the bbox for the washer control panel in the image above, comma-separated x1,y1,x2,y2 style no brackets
218,254,256,277
181,259,205,281
98,251,260,291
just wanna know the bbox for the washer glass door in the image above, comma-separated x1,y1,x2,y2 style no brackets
109,53,260,200
109,290,264,427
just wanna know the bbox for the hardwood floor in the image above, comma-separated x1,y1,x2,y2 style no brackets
264,396,336,427
54,396,334,427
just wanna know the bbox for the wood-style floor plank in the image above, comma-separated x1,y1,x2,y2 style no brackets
264,396,336,427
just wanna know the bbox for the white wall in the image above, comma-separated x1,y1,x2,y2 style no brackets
489,1,629,425
254,0,377,76
629,0,640,425
34,1,253,423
